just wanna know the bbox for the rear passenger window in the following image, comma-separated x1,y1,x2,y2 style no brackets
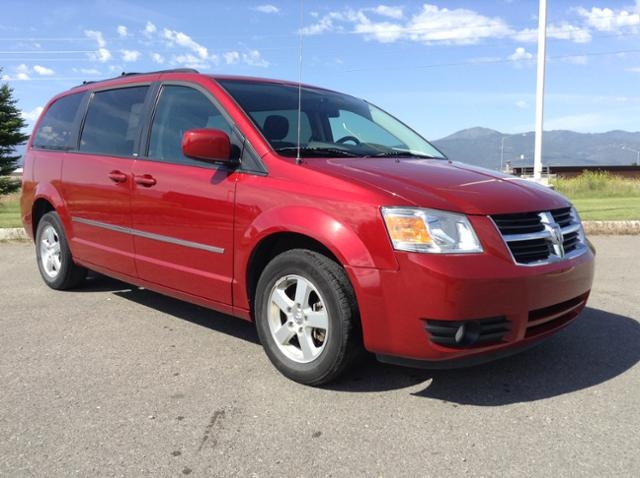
79,86,148,157
148,85,232,165
32,93,84,151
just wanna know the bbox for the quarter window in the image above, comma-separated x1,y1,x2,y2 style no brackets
32,93,84,151
79,86,149,157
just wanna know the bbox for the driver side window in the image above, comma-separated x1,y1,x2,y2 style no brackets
148,85,233,165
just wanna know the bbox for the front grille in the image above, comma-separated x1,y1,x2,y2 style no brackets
491,207,587,266
425,316,510,348
525,293,589,337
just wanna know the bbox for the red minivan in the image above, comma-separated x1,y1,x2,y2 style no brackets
21,69,595,385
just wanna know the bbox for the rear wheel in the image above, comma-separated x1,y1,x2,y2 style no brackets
35,212,87,290
255,249,361,385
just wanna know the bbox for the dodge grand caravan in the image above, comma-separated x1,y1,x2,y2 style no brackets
21,69,595,385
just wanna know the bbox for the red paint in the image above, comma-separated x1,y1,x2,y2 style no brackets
21,70,595,367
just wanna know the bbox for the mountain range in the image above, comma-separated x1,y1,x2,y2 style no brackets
432,127,640,171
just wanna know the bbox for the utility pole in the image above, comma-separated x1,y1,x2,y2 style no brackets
533,0,547,181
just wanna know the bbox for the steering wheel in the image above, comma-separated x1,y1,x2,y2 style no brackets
335,135,361,145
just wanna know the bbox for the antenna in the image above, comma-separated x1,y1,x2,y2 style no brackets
295,0,304,165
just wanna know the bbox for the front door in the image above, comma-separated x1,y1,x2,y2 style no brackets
130,84,238,305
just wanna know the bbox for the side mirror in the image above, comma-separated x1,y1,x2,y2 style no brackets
182,128,232,163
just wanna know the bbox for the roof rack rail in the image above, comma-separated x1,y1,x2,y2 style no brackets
74,68,200,89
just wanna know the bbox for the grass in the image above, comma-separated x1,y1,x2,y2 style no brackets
0,191,22,228
552,171,640,221
569,197,640,221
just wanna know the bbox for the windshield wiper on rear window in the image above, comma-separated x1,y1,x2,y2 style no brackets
274,146,362,158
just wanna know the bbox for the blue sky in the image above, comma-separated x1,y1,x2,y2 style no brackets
1,0,639,140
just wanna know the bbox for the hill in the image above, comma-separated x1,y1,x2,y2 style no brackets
432,128,640,171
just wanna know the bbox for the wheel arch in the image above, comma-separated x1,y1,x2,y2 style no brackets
239,205,397,317
245,232,341,314
31,198,56,238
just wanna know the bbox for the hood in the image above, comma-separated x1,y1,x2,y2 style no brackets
305,158,569,215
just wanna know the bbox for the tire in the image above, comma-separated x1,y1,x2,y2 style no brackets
255,249,361,385
35,212,87,290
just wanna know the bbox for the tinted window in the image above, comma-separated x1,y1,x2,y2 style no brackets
148,85,231,165
79,86,148,157
32,93,83,151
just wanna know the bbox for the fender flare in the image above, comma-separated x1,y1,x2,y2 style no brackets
242,205,396,271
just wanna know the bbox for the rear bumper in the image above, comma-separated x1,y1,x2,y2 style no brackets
348,243,595,364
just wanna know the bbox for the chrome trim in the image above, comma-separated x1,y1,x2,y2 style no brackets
502,222,582,242
72,217,225,254
511,245,587,267
491,208,588,267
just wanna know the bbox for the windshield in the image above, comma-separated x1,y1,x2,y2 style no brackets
216,79,446,160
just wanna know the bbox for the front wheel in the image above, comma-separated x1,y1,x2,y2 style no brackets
35,212,87,290
255,249,361,385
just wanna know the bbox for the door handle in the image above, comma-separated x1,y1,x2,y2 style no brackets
134,174,157,187
108,170,128,183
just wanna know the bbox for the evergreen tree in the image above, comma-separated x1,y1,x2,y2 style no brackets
0,71,29,195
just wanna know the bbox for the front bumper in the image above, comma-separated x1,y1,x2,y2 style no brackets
348,241,595,365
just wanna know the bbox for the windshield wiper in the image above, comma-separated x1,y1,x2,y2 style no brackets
371,150,443,159
274,146,362,158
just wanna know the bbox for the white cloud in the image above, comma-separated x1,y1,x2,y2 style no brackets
301,14,339,35
548,23,591,43
512,28,537,42
514,23,591,43
371,5,404,20
74,68,101,75
255,4,279,14
117,25,128,37
2,72,30,81
355,21,405,43
144,21,157,38
242,50,269,67
84,30,107,48
173,54,209,70
121,50,141,62
627,66,640,73
151,52,165,64
164,29,208,59
509,47,533,61
33,65,54,76
21,106,44,122
515,100,529,109
224,51,241,64
575,6,640,32
302,5,513,45
90,48,112,63
4,64,32,80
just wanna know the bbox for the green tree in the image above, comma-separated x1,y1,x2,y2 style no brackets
0,71,29,195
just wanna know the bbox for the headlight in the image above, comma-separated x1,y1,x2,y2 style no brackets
381,207,483,254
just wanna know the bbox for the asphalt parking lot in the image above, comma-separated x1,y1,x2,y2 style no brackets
1,236,639,478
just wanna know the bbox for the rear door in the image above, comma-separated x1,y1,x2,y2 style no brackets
62,85,150,277
130,83,239,305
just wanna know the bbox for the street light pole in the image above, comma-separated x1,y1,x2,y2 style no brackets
622,146,640,165
533,0,548,182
